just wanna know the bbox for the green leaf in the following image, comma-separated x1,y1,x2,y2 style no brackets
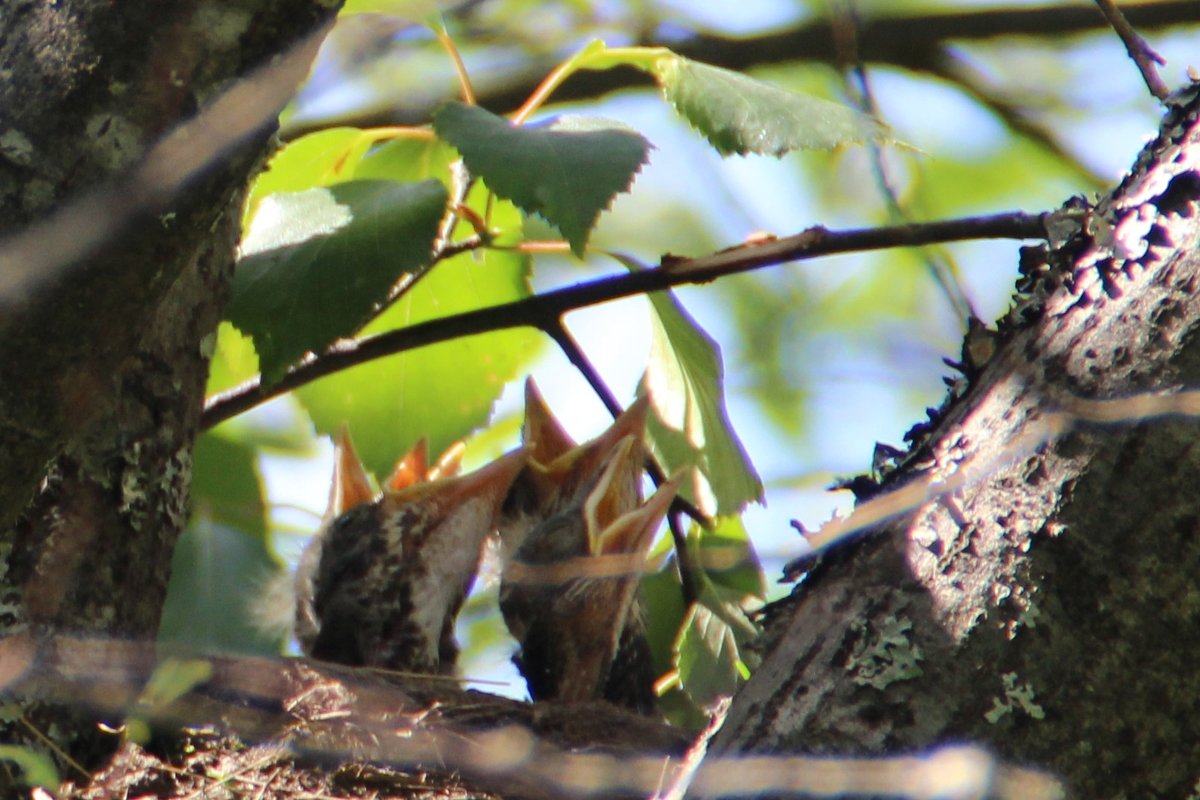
0,746,58,789
158,432,284,655
641,562,689,681
295,191,542,479
655,56,889,157
244,128,375,222
0,743,58,786
672,555,762,709
189,432,268,537
127,658,214,744
673,599,744,708
353,137,457,185
905,137,1090,219
458,583,517,672
633,281,763,516
576,41,672,73
694,515,767,603
341,0,444,17
205,321,260,396
642,515,764,726
136,658,214,711
433,102,650,255
725,276,812,437
228,179,447,385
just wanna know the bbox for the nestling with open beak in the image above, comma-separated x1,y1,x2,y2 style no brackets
499,379,650,558
295,429,525,673
498,380,677,713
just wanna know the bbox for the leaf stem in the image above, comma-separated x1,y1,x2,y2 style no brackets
433,19,476,105
668,511,700,606
508,41,670,125
507,239,572,253
360,126,436,143
511,40,609,125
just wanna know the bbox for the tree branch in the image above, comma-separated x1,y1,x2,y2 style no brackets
0,1,340,783
1094,0,1171,101
202,211,1048,429
712,80,1200,798
281,1,1198,135
544,319,704,604
12,634,1062,800
830,3,977,328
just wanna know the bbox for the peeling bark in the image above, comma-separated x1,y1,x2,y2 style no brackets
715,84,1200,797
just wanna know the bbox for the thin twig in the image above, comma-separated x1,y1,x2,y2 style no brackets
19,715,91,780
542,320,625,418
1094,0,1171,101
667,512,699,606
304,166,484,345
280,2,1200,138
25,634,1066,799
432,232,486,263
367,165,482,329
830,1,977,329
201,211,1049,429
433,20,477,105
543,320,704,605
654,697,730,800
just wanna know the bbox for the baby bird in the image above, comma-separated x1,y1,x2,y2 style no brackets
499,379,649,559
295,429,525,673
498,381,676,712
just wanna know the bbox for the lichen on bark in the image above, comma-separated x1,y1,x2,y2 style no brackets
0,0,340,785
715,83,1200,798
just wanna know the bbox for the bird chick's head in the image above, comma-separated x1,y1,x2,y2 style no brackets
296,426,525,672
499,433,679,707
499,378,651,558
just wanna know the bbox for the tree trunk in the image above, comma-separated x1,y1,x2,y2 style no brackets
714,83,1200,798
0,0,337,784
4,3,1198,797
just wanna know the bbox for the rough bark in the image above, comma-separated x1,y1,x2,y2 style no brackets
0,0,337,785
2,3,1197,798
714,83,1200,798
